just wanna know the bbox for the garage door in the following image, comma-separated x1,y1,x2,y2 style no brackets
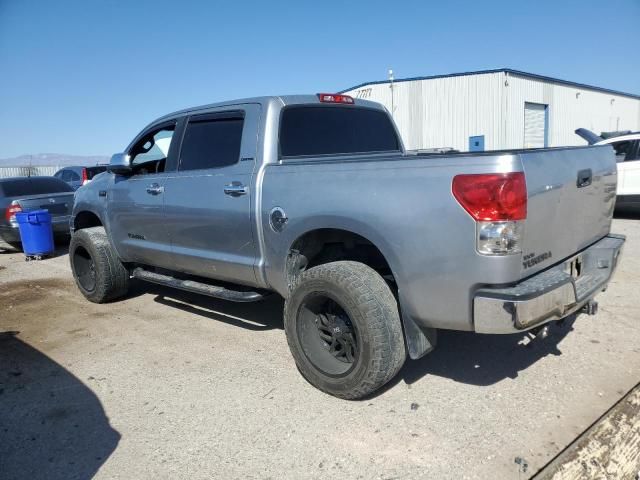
524,102,547,148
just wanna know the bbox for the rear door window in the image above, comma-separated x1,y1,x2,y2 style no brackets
279,106,400,158
627,141,640,161
613,141,635,162
0,177,74,197
61,170,78,182
179,113,244,171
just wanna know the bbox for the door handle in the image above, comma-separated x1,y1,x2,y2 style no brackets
146,183,164,195
577,169,592,188
224,182,248,197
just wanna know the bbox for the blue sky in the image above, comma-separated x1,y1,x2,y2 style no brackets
0,0,638,158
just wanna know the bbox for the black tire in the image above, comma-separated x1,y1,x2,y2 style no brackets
0,239,21,252
284,261,406,399
69,226,129,303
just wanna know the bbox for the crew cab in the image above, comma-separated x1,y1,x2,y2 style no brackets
70,94,625,399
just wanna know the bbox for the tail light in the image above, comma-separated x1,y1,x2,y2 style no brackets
5,201,22,222
317,93,354,104
81,168,89,185
452,172,527,255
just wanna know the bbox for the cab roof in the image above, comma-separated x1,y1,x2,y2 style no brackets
151,95,385,126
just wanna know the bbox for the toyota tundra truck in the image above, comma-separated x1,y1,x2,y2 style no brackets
69,93,625,399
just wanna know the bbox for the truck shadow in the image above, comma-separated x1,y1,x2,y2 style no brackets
0,331,120,480
137,283,578,391
147,283,285,331
390,316,577,391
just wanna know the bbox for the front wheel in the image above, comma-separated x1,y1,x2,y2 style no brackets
284,261,406,399
69,227,129,303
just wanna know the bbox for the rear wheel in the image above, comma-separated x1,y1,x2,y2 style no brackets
69,227,129,303
284,261,406,399
0,236,21,252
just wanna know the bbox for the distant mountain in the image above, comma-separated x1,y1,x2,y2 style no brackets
0,153,110,167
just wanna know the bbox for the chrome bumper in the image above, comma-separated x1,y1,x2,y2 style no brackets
474,234,625,334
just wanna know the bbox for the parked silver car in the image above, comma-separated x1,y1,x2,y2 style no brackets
0,176,74,250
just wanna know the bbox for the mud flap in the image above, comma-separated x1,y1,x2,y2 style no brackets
401,312,437,360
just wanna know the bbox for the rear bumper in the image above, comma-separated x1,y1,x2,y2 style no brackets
474,234,625,334
51,215,72,235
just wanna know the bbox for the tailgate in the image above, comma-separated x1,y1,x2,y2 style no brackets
519,145,617,277
16,192,75,218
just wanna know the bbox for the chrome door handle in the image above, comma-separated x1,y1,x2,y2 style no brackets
146,183,164,195
224,182,248,197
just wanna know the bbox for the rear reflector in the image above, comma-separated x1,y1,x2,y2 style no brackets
452,172,527,221
5,202,22,222
317,93,355,104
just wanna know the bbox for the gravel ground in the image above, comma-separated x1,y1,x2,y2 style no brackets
1,217,639,480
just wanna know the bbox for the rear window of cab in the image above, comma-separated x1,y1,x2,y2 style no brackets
279,106,400,158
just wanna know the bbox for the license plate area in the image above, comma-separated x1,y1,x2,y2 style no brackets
564,254,584,280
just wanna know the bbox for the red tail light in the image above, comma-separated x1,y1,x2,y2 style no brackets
452,172,527,221
5,202,22,222
317,93,355,104
81,167,88,185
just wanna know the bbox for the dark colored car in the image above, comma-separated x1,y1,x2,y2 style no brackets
53,165,108,190
0,176,74,250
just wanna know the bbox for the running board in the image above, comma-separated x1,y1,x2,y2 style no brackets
131,267,268,302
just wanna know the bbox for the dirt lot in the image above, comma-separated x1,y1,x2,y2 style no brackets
1,218,639,480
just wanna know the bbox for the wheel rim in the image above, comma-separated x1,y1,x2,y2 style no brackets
297,293,359,377
73,245,97,292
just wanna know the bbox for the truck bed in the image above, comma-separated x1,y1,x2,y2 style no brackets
261,144,617,332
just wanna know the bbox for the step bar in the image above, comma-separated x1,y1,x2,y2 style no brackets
131,267,268,303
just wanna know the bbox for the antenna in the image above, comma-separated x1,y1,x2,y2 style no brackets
388,69,395,118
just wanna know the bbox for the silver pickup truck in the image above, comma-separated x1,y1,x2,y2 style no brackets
70,93,625,399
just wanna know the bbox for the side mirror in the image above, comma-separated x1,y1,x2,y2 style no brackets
108,153,132,175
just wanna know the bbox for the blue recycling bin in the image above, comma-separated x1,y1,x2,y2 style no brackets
16,209,54,256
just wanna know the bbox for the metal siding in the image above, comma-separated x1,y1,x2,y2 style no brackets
345,72,640,150
347,72,504,151
496,73,640,148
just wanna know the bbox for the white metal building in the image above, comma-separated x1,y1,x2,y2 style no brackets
341,69,640,152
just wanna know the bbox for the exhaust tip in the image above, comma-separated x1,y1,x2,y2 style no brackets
581,300,599,316
529,325,549,340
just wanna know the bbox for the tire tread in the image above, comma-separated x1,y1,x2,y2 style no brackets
284,261,405,399
69,226,129,303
